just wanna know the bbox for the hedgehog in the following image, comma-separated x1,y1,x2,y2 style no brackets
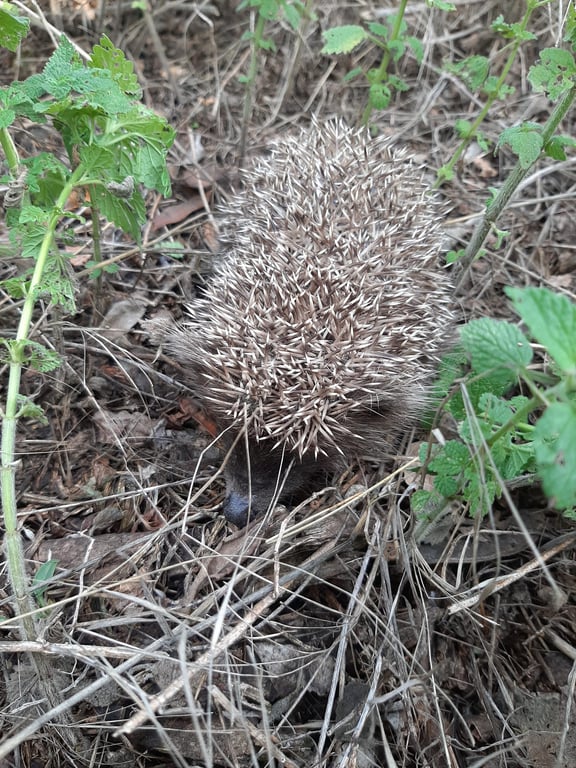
167,120,455,526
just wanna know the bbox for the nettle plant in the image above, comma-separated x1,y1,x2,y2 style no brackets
321,0,453,124
0,12,174,634
236,0,315,159
415,18,576,521
322,0,576,519
415,288,576,521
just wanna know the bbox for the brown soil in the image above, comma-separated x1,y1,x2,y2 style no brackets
0,1,575,767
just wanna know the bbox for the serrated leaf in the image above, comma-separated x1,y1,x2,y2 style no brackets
367,22,389,40
388,39,405,62
281,2,302,31
428,0,455,9
18,397,48,422
0,107,16,129
90,184,145,241
343,67,364,82
258,37,276,52
447,56,490,90
478,392,513,424
534,402,576,509
460,317,533,375
0,7,29,51
321,25,367,55
434,474,460,497
258,0,280,20
528,48,576,100
89,35,141,96
545,135,576,162
369,82,391,110
455,119,472,139
498,125,542,168
506,286,576,374
26,340,63,372
429,440,469,476
407,36,424,65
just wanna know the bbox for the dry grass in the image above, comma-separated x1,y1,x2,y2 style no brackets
0,1,575,767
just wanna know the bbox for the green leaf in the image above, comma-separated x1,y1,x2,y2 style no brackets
445,248,464,264
491,14,536,42
321,25,367,55
460,318,533,376
545,135,576,161
281,1,302,31
534,402,576,509
407,36,424,65
455,119,473,139
89,35,141,96
506,286,576,374
25,341,63,372
0,6,29,52
429,439,469,474
388,39,405,62
498,124,543,168
90,183,145,241
427,0,455,10
367,22,389,40
258,37,276,52
18,396,48,422
343,67,364,82
258,0,281,20
447,56,490,90
528,48,576,100
368,82,391,110
33,559,58,607
565,4,576,47
0,107,15,129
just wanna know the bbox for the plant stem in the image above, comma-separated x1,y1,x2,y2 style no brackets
435,1,537,188
0,128,20,175
455,82,576,293
362,0,409,126
1,165,85,640
239,10,267,165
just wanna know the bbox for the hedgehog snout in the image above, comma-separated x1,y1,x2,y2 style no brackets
223,490,252,528
221,437,332,527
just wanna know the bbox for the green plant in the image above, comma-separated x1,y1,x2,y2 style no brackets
237,0,313,160
0,20,174,640
414,287,576,523
321,0,454,125
437,0,554,185
452,10,576,286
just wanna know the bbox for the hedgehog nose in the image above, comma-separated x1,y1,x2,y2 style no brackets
223,492,251,527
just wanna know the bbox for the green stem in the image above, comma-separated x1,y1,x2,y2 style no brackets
1,164,86,639
455,82,576,292
239,10,267,165
435,2,537,188
362,0,409,126
0,128,20,175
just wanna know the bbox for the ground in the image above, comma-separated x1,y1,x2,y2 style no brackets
0,1,576,767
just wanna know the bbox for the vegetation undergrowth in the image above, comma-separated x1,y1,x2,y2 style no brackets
321,0,576,521
236,0,314,161
414,9,576,524
0,12,174,642
415,286,576,524
0,1,574,766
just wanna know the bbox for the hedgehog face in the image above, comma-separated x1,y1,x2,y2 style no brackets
221,437,331,527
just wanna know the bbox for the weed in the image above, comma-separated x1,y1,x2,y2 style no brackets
416,286,576,525
0,18,174,639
